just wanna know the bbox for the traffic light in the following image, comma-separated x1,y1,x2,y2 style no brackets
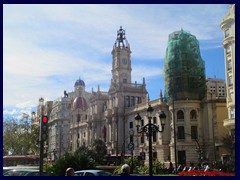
41,116,48,141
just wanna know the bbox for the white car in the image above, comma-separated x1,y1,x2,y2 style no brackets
3,169,48,176
74,169,112,176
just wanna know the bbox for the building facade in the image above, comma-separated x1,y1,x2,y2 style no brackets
220,4,235,138
37,27,228,166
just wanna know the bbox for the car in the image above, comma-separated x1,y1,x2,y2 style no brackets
3,169,48,176
3,166,39,174
74,169,112,176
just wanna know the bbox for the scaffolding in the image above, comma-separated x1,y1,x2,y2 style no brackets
164,29,206,101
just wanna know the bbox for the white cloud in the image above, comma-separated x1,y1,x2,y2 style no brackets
3,109,18,115
3,4,229,107
16,101,37,109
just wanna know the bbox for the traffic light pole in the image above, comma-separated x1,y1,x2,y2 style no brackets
39,139,44,176
39,115,48,176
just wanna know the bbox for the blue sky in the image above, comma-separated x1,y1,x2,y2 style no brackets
3,4,229,119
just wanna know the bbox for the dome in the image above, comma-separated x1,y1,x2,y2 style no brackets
72,96,88,110
74,79,85,87
164,29,206,101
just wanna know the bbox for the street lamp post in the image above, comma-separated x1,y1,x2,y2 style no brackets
134,105,166,176
195,146,203,165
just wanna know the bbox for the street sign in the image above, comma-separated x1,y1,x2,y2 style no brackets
128,142,134,150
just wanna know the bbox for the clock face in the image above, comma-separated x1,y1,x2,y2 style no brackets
122,58,128,65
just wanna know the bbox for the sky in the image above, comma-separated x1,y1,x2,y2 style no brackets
3,4,230,119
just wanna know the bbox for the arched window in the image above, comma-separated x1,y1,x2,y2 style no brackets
190,110,197,120
177,110,184,121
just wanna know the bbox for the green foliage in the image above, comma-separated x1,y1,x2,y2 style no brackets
113,166,121,175
222,134,235,155
122,156,144,173
91,139,108,165
3,117,40,155
152,159,161,174
112,158,171,175
47,146,97,176
137,165,149,175
45,162,55,176
112,156,145,175
152,160,169,174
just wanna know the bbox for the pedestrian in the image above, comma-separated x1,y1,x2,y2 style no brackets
119,164,130,176
65,167,75,176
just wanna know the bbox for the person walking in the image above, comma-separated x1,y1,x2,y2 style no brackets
65,167,75,176
119,164,130,176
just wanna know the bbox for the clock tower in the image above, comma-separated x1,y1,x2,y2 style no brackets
110,26,132,90
107,27,147,158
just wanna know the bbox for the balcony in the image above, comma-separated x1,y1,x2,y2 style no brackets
223,118,235,129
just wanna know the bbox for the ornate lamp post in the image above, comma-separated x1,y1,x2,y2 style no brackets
195,146,203,165
134,105,166,176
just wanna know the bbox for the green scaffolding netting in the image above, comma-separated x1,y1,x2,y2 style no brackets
164,29,206,101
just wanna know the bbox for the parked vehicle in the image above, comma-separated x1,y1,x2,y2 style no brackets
3,166,39,174
74,169,112,176
3,169,48,176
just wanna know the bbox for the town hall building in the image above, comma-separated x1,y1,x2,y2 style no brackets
37,26,229,167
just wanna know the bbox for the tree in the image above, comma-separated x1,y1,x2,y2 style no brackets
91,139,108,165
222,134,235,170
47,146,96,176
3,117,40,155
222,134,235,155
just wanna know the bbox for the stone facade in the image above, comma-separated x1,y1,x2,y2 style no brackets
37,27,228,166
220,4,235,137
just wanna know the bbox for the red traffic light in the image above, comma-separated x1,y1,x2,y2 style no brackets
42,116,48,123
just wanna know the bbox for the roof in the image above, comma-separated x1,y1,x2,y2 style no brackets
74,78,85,87
72,96,88,110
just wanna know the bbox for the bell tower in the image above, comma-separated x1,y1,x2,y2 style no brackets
110,26,132,89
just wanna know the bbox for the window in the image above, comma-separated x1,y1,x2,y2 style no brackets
140,119,145,143
225,29,230,38
137,97,142,104
123,78,127,83
153,117,157,124
228,59,232,70
129,122,133,129
226,45,231,54
190,110,197,120
191,126,198,139
177,126,185,139
130,96,135,106
77,114,81,122
125,96,130,107
228,76,233,86
210,85,216,93
177,110,184,121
